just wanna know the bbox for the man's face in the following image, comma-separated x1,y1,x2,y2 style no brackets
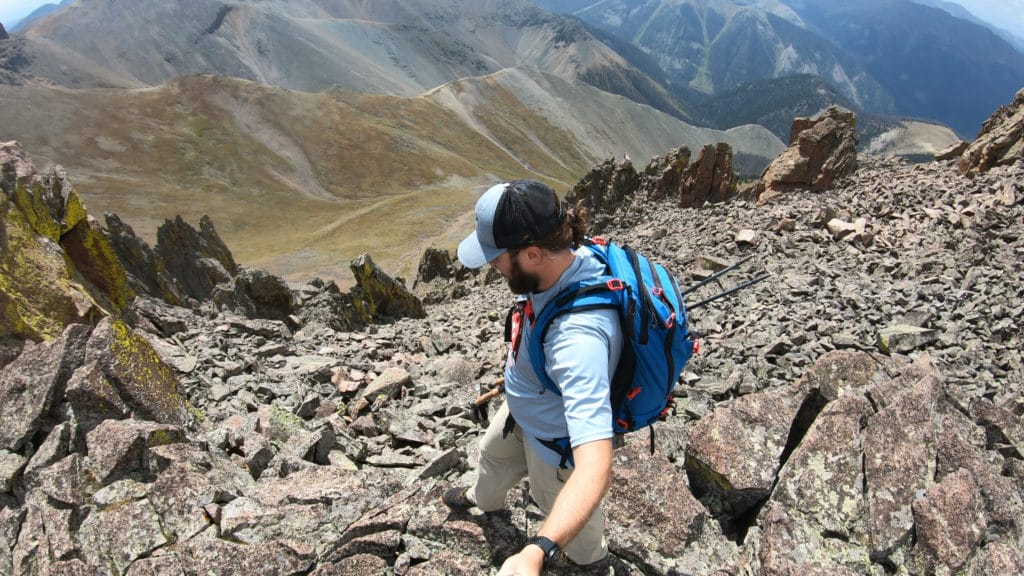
491,249,540,295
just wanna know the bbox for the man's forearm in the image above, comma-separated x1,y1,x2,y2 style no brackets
536,438,613,547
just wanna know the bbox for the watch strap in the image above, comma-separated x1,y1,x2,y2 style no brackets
525,535,560,563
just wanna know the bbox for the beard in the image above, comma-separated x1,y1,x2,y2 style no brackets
506,256,541,294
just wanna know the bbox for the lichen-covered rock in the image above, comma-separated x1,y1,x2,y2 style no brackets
863,374,944,563
1,174,100,340
84,317,192,426
350,253,425,320
61,214,135,314
772,394,873,538
685,381,808,517
1,142,141,339
5,147,87,242
78,497,170,573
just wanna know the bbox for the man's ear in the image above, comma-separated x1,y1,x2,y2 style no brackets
523,245,545,266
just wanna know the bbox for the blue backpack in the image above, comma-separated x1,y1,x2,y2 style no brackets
513,237,697,466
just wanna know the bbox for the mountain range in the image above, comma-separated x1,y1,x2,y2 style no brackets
535,0,1024,138
0,0,1010,284
0,0,790,285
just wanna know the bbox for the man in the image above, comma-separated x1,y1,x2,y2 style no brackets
444,179,622,575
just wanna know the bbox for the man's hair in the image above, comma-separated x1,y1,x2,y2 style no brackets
526,200,589,253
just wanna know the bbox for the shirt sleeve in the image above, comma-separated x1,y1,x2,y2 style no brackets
543,307,621,448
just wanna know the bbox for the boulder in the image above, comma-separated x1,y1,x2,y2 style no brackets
84,317,192,426
1,143,107,340
0,324,90,452
756,106,858,203
606,436,707,564
85,419,186,485
958,87,1024,175
350,253,425,320
684,380,809,521
212,267,296,321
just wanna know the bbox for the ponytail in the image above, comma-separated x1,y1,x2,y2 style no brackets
533,199,590,252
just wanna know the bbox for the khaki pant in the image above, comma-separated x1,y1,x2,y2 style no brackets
471,402,608,565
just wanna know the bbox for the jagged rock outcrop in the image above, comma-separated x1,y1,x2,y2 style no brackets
350,253,425,321
957,87,1024,175
156,215,238,304
567,156,643,233
0,22,8,41
416,247,453,284
566,146,740,235
755,106,858,203
646,144,738,208
105,212,188,306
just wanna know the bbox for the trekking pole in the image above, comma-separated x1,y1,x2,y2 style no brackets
688,273,771,310
681,254,756,296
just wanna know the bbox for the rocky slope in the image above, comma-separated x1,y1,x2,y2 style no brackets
0,93,1022,574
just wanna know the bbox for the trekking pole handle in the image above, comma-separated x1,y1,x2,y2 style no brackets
473,377,505,408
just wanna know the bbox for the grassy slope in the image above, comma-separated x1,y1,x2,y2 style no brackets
0,75,598,286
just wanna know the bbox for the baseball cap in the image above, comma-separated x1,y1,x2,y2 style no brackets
457,179,564,269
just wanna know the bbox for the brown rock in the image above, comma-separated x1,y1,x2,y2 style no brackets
958,87,1024,175
756,106,858,203
607,435,706,557
912,468,986,573
685,381,808,515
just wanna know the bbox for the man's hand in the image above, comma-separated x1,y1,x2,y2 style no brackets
496,544,545,576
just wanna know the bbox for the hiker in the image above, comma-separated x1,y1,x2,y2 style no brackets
444,179,622,574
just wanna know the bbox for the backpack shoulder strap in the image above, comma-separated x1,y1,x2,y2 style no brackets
527,276,627,396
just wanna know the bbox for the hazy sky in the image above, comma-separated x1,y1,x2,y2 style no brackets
0,0,49,26
1,0,1022,38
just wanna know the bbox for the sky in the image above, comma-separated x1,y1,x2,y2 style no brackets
0,0,51,27
1,0,1022,38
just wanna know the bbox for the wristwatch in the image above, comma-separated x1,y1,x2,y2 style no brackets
525,536,560,563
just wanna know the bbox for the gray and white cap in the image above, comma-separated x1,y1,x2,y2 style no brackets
457,179,564,269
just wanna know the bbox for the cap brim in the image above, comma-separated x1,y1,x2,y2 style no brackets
458,232,506,269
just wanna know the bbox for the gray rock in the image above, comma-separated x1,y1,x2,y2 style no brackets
85,419,186,485
79,498,169,574
0,451,26,493
0,324,90,452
